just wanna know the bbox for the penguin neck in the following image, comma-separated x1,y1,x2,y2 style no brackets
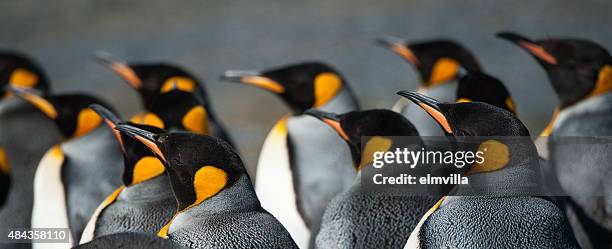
292,86,359,117
119,174,174,202
181,174,260,216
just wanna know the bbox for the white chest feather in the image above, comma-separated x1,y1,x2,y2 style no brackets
255,118,310,249
31,145,74,249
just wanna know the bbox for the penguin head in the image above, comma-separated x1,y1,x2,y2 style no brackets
497,32,612,108
90,104,166,186
222,62,348,114
115,123,245,214
0,51,50,99
456,72,517,114
129,89,209,135
397,91,529,137
376,36,481,87
95,52,202,108
398,91,536,176
305,109,420,170
8,86,113,139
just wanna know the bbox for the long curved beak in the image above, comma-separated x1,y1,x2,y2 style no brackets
6,85,57,119
496,32,558,65
94,51,143,88
375,35,419,65
220,70,285,94
304,109,349,141
115,123,166,162
397,90,452,134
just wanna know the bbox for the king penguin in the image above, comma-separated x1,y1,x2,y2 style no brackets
6,88,123,248
79,105,176,244
0,90,62,249
0,51,50,208
94,52,235,147
115,123,299,249
220,62,359,248
376,37,481,136
304,109,438,249
397,91,579,249
498,32,612,248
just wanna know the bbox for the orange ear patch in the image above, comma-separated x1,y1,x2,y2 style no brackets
589,65,612,97
130,112,165,129
359,136,392,170
469,140,510,175
131,156,165,185
182,106,209,135
428,58,460,86
160,77,197,93
313,73,342,107
9,69,38,88
74,109,103,138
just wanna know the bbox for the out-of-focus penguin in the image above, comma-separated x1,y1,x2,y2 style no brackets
221,62,359,248
0,93,62,249
79,105,175,244
398,91,579,249
305,109,437,249
130,89,210,135
0,51,50,208
498,32,612,248
376,37,481,136
94,52,234,146
455,72,517,114
115,124,299,249
6,88,123,248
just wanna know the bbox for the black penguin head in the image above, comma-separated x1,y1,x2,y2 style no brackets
221,62,347,114
8,86,113,139
115,124,245,213
497,32,612,108
130,89,209,135
0,51,50,98
376,36,481,87
456,72,517,114
398,91,537,176
90,104,166,186
397,91,529,137
95,52,203,109
305,109,420,170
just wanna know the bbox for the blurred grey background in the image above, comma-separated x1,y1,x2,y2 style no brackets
1,0,611,175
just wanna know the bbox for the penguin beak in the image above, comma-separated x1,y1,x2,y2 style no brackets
115,124,167,162
496,32,558,65
220,70,285,94
397,90,453,134
90,104,125,149
304,109,349,141
375,35,420,65
6,85,58,119
94,51,143,89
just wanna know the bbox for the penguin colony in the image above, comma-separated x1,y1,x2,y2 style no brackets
0,31,610,249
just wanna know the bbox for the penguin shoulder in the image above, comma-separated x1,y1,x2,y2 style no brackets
554,92,612,136
420,196,579,248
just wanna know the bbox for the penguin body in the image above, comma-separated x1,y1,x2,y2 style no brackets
3,90,124,248
498,32,612,247
0,51,50,208
115,125,299,248
306,109,438,249
0,97,62,249
79,106,184,244
397,91,579,249
95,53,234,146
222,62,359,247
377,38,481,137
